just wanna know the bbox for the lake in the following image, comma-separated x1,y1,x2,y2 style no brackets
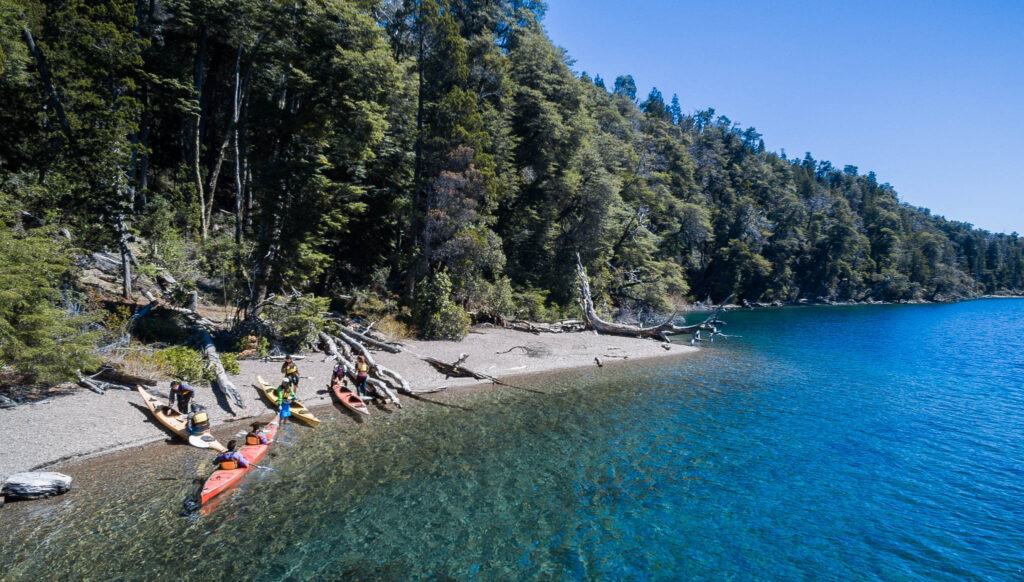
2,300,1023,580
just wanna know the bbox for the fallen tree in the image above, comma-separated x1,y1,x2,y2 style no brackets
159,303,246,412
576,253,731,341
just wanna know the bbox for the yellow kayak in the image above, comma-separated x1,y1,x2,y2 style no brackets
137,385,227,452
254,375,321,426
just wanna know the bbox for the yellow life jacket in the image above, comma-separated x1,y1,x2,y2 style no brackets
285,364,298,376
192,410,209,426
357,362,369,375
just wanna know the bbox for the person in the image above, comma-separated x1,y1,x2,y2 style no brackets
245,422,271,446
167,381,195,415
281,355,300,387
213,440,249,470
275,381,295,426
186,405,211,436
355,355,370,398
332,362,346,382
330,374,348,393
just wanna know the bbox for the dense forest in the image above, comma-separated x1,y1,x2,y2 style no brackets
2,0,1023,384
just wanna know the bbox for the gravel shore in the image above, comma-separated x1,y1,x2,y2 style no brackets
0,327,696,482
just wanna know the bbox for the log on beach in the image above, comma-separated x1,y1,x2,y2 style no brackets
3,472,72,501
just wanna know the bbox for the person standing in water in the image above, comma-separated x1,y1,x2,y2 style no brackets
275,380,295,426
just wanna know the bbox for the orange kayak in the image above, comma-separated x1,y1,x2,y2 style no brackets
331,381,369,416
200,415,279,505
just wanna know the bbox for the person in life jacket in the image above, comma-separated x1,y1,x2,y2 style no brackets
275,381,295,425
167,381,195,415
213,440,249,470
355,355,370,398
245,422,271,446
330,374,348,395
186,405,211,436
281,355,300,386
332,362,346,382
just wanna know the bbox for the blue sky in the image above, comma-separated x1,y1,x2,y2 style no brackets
543,0,1024,234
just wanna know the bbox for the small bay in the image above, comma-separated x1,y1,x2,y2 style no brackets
2,300,1023,581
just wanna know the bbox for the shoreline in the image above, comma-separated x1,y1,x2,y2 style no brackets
0,327,697,484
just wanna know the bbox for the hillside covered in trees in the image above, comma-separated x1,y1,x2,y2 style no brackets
2,0,1022,384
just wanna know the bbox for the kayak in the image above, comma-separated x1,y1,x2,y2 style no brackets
331,380,370,416
200,415,279,505
254,375,322,426
136,385,226,453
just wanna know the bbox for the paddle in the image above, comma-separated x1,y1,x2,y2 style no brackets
251,464,275,472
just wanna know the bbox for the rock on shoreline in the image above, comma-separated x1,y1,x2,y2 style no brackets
3,472,72,501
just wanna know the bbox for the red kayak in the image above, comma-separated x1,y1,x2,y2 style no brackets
331,380,369,416
200,415,279,505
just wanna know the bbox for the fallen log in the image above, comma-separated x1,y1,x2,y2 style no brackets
422,356,494,382
76,370,104,394
160,304,245,412
3,472,72,501
327,332,404,406
93,366,157,387
0,394,17,409
343,327,402,353
575,253,731,339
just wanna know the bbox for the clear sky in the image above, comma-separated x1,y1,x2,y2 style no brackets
543,0,1024,234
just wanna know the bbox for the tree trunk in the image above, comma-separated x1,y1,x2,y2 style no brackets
576,253,729,339
118,213,133,299
193,26,208,242
21,25,73,148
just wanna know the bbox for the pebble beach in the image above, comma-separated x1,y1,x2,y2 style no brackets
0,328,695,484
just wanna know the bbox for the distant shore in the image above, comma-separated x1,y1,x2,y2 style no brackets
0,327,696,484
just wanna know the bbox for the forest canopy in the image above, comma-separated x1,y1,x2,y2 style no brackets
1,0,1022,381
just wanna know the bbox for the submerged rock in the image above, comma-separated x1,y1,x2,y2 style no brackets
2,472,72,501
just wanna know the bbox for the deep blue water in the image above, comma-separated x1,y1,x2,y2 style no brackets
2,300,1023,581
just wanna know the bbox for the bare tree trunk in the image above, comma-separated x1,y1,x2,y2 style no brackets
22,25,73,148
192,26,208,242
118,213,133,299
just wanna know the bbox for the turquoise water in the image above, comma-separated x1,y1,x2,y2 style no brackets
2,300,1023,580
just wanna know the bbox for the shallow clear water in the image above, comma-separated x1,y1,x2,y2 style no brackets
3,300,1023,581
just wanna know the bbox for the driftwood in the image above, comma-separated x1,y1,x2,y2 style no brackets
506,319,587,334
3,472,72,501
320,330,405,406
0,394,16,409
160,304,245,412
576,253,730,340
93,366,157,387
422,355,496,382
77,370,105,394
343,327,402,353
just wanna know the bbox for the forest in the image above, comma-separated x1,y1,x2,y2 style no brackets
2,0,1023,385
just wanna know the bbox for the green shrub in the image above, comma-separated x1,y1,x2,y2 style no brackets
264,295,330,352
219,351,240,375
152,345,240,383
152,345,206,383
414,269,470,340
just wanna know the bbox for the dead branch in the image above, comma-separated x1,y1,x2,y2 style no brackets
576,252,732,339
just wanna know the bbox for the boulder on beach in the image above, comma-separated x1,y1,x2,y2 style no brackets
2,471,73,501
